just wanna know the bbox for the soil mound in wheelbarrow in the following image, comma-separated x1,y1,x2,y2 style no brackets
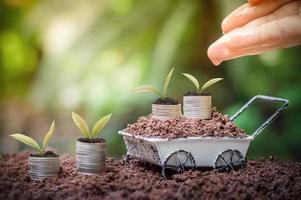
0,152,301,200
126,108,246,139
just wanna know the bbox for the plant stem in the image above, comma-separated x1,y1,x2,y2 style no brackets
156,91,163,98
38,145,44,156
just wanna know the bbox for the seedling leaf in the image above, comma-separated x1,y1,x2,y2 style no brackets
91,113,112,138
72,112,90,139
182,73,199,91
10,134,42,154
42,120,55,154
132,85,162,98
200,78,223,93
163,68,174,97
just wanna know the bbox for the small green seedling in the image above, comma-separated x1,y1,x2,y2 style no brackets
10,121,56,156
182,73,223,94
72,112,112,141
132,68,174,98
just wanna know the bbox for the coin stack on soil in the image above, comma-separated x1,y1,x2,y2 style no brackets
152,104,181,120
183,95,211,119
28,156,60,180
76,140,106,174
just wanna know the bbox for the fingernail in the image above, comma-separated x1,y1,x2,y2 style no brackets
221,18,230,34
212,60,221,66
208,43,229,66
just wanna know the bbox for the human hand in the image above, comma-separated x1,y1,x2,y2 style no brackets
207,0,301,66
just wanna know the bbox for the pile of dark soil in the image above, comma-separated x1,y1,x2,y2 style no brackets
30,151,58,157
0,152,300,200
153,97,179,105
126,108,246,139
78,138,105,143
184,91,208,96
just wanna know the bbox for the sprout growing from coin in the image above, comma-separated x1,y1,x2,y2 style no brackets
10,121,60,180
182,73,223,119
182,73,223,95
10,121,56,156
72,112,112,174
132,68,181,120
132,68,178,105
72,112,112,141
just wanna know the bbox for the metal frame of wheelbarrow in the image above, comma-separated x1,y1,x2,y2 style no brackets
230,95,289,138
121,95,289,178
212,95,289,173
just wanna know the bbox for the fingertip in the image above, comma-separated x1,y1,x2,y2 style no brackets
209,40,230,57
221,3,252,34
207,44,224,66
221,18,230,34
207,44,215,63
212,60,222,66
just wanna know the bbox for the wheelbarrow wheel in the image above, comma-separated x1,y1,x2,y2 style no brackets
162,150,195,178
214,149,246,171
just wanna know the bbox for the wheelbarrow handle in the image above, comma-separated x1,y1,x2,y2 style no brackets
230,95,289,138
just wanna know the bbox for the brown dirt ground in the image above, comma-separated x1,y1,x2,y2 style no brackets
0,151,301,200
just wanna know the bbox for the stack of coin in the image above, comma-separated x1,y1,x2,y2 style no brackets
183,95,211,119
76,141,106,175
28,156,60,180
152,104,181,120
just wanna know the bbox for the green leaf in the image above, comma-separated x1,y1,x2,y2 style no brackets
182,73,199,91
42,120,55,154
72,112,90,138
163,68,174,97
10,134,42,154
200,78,223,93
132,85,162,97
91,113,112,138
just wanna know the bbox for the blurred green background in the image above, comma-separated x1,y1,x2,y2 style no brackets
1,0,300,160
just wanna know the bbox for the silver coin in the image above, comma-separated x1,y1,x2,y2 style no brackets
183,96,211,119
76,141,106,175
28,156,60,180
152,104,182,120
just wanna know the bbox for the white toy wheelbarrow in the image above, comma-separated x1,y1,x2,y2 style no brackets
119,95,289,177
